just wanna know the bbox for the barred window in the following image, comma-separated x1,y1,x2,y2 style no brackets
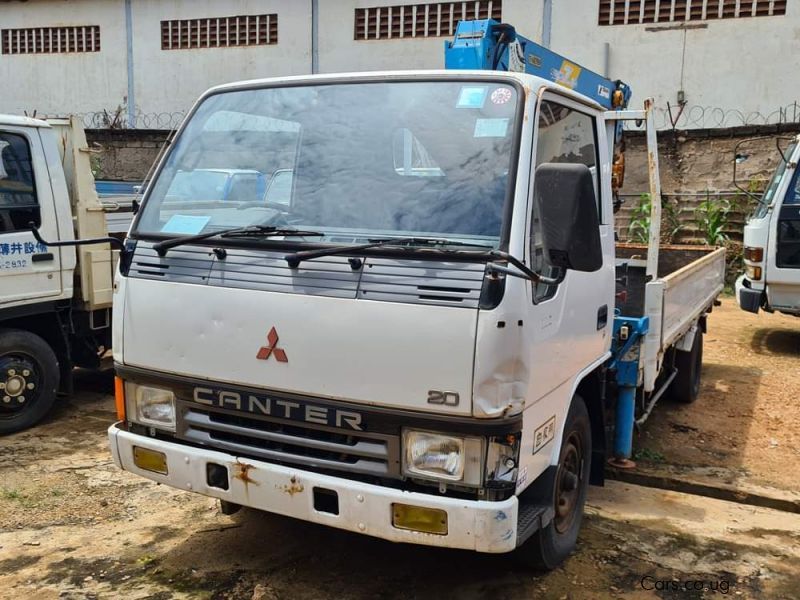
598,0,786,26
161,14,278,50
1,26,100,54
355,1,502,40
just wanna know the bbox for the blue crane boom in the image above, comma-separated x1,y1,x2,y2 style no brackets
444,19,631,112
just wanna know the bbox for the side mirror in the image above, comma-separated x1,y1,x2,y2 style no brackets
534,163,603,273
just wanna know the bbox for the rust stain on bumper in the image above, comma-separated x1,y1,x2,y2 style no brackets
233,461,259,486
278,475,304,497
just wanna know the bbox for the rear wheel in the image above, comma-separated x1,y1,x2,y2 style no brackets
670,329,703,404
0,329,60,434
516,395,591,570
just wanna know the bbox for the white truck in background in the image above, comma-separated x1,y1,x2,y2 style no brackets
736,135,800,316
0,115,131,433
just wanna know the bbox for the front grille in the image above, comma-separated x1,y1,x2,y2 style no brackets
176,401,401,478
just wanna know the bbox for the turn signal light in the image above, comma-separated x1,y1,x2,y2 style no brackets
114,376,126,420
744,246,764,262
133,446,168,475
745,264,762,281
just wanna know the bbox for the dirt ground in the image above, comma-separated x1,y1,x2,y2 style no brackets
635,298,800,494
0,298,798,599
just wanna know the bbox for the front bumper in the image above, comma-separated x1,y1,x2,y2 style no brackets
108,424,519,553
735,275,763,314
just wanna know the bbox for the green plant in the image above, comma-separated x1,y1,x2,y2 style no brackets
627,193,652,243
661,198,684,244
633,447,666,463
695,193,731,246
90,154,102,179
1,488,22,500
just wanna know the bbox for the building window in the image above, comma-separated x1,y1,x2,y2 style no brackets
1,26,100,54
161,14,278,50
598,0,786,26
355,1,502,40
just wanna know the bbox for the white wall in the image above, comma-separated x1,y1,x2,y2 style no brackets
548,0,799,128
317,0,543,72
131,0,311,115
0,0,796,130
0,0,128,117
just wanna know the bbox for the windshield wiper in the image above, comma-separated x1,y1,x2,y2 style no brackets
152,225,323,256
284,237,492,268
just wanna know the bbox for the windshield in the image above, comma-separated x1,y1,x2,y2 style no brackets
134,80,520,247
753,141,797,219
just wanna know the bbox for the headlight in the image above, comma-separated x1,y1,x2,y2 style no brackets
125,382,176,431
402,429,483,486
485,434,521,487
745,264,762,281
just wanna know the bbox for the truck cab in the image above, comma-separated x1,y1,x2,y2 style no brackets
737,135,800,316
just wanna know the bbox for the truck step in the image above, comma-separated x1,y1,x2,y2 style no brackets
516,502,555,547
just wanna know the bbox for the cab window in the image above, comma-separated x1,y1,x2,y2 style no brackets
0,132,39,233
531,100,600,302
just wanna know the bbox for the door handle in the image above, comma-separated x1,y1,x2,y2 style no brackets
597,304,608,330
31,252,54,263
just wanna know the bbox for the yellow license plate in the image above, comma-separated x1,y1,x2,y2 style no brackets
392,503,448,535
133,446,168,475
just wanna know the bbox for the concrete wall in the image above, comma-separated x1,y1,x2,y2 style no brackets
0,0,796,129
0,0,128,116
548,1,800,129
131,0,312,115
316,0,543,73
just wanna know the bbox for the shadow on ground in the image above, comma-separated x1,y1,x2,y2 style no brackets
750,327,800,357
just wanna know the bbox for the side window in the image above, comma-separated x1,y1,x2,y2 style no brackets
788,169,800,205
531,100,599,302
0,132,39,234
265,169,294,206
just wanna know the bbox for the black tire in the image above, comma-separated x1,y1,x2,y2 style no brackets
0,329,60,435
516,395,592,570
670,329,703,404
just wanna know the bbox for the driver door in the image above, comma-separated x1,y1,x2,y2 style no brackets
524,93,613,403
0,127,63,305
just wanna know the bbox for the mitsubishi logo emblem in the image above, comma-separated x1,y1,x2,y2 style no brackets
257,327,288,363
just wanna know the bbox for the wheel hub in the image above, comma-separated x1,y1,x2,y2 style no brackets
553,433,584,534
1,358,38,410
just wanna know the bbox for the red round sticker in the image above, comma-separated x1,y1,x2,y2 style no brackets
490,88,512,105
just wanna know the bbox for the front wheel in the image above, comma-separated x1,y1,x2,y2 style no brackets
0,329,60,435
516,395,592,570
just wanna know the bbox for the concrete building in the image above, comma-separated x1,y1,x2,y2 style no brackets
0,0,795,130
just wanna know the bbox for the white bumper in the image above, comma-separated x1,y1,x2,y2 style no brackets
108,424,519,553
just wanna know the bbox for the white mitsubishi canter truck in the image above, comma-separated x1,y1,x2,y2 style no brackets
83,21,723,569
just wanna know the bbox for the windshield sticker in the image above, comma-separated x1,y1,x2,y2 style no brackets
474,118,510,138
161,214,211,235
457,86,488,109
490,87,513,105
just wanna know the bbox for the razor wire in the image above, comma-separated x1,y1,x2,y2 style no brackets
623,100,800,131
76,109,188,130
28,100,800,131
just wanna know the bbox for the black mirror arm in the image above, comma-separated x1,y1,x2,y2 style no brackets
29,222,127,254
488,251,564,285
